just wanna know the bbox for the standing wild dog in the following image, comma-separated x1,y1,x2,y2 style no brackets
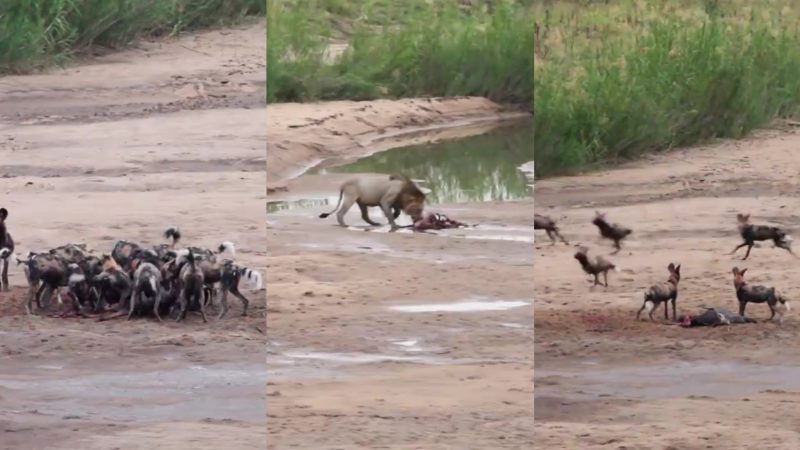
174,249,207,322
732,267,790,323
574,246,619,287
534,213,569,245
731,213,794,260
636,263,681,321
217,259,263,319
0,207,14,291
130,261,163,320
592,211,632,254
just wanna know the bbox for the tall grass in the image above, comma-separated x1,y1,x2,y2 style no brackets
267,0,533,104
0,0,265,74
534,1,800,178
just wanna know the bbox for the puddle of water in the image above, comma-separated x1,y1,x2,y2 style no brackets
538,361,800,400
391,339,425,352
389,299,531,313
283,351,437,364
500,323,525,329
270,120,532,214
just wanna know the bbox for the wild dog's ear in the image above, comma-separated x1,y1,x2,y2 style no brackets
740,268,747,276
667,263,676,271
0,208,7,220
674,264,681,276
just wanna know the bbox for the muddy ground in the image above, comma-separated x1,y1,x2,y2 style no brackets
267,99,533,447
0,21,267,449
534,129,800,449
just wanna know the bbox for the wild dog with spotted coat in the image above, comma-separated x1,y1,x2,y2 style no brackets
592,211,632,254
0,207,14,291
732,267,790,323
636,263,681,321
574,246,619,287
534,213,569,245
731,213,794,260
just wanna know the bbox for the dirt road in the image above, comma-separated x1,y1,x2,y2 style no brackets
267,100,533,447
534,129,800,449
0,20,267,449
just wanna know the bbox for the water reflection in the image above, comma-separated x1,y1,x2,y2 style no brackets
310,120,533,205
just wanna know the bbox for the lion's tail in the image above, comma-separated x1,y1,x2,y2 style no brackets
319,187,344,219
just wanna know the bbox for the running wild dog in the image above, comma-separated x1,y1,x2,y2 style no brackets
732,267,790,323
534,213,569,245
592,211,632,254
636,263,681,321
574,246,619,287
731,213,794,260
0,207,14,291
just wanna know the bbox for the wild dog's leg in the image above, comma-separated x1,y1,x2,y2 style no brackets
664,299,669,321
40,284,54,311
1,258,7,291
229,284,250,317
730,242,748,255
176,288,188,322
743,244,753,260
603,270,609,287
392,206,401,219
336,194,357,227
198,287,208,323
128,289,137,320
27,281,41,315
154,290,164,322
358,202,381,226
739,301,747,318
217,287,230,319
671,295,677,321
546,229,555,245
611,240,621,255
593,273,600,286
555,229,569,245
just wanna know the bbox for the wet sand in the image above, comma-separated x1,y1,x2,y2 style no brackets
267,102,533,445
534,129,800,449
0,20,267,449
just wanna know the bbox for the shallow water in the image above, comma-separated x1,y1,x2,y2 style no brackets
389,299,531,313
267,119,533,213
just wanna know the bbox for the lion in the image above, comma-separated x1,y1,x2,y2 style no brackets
319,174,426,229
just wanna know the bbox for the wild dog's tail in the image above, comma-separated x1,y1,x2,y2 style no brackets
218,241,236,258
240,266,263,289
612,264,620,273
0,247,10,259
319,188,344,219
164,226,181,246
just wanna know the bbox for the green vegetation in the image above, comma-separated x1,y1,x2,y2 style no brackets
267,0,533,104
534,0,800,178
0,0,265,74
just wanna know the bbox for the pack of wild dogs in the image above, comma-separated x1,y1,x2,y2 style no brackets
535,211,794,326
0,208,262,322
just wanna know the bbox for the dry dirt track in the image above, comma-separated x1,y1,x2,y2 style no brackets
534,129,800,449
267,99,534,448
0,21,267,449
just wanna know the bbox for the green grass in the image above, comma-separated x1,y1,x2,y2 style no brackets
534,0,800,178
0,0,265,74
267,0,533,104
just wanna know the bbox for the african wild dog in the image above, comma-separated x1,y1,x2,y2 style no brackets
731,213,794,260
534,213,569,245
574,246,619,287
130,261,163,320
592,211,632,254
636,263,681,321
173,250,207,322
732,267,790,323
0,207,14,291
216,259,263,319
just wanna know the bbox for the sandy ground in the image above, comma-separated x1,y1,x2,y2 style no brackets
0,21,267,449
534,129,800,449
267,99,533,447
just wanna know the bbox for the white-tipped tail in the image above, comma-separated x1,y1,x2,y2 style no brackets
786,235,794,242
150,277,158,294
613,265,621,273
0,247,9,258
25,250,35,259
243,268,263,290
644,300,654,315
219,241,236,258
